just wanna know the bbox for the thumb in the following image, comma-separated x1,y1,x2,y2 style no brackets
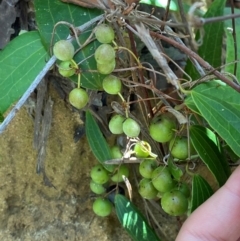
176,165,240,241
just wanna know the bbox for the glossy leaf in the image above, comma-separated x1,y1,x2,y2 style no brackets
168,157,183,181
0,31,47,114
185,0,226,79
190,125,230,186
185,80,240,113
34,0,102,47
85,110,114,172
191,91,240,157
115,194,161,241
190,174,213,213
34,0,104,89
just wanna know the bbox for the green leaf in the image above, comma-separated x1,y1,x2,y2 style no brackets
34,0,104,90
190,125,230,186
190,174,213,213
191,90,240,157
0,31,47,114
185,0,226,79
168,157,183,181
115,194,161,241
85,110,114,172
224,8,240,83
34,0,102,48
185,80,240,113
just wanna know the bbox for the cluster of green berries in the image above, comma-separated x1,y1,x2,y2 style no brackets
149,113,194,160
138,162,190,216
94,24,115,75
53,40,89,110
90,151,129,217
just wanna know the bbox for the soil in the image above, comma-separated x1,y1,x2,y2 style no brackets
0,85,133,241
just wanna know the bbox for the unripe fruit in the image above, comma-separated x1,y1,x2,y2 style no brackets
92,198,112,217
90,164,110,184
139,159,157,179
110,145,123,159
149,115,176,143
161,190,188,216
138,178,158,199
134,141,151,158
108,114,125,134
69,88,89,109
123,118,141,138
169,136,188,160
174,182,191,198
151,166,175,193
53,40,75,61
97,60,115,75
90,180,106,194
94,44,115,64
95,24,115,44
111,164,129,182
102,75,121,95
58,60,75,77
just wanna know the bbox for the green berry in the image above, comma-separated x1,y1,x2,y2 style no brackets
110,145,123,159
94,44,115,64
111,164,129,182
90,164,110,184
95,24,115,44
58,60,75,77
161,190,188,216
151,166,175,193
174,182,191,198
139,159,157,179
69,88,89,109
149,115,176,143
138,178,158,199
92,198,112,217
90,180,106,194
102,75,121,95
134,141,151,158
108,114,125,134
169,136,188,160
53,40,75,61
122,118,141,138
97,60,115,75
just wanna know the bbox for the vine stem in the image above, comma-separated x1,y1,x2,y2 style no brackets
0,14,104,134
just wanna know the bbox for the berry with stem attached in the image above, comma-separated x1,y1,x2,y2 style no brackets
102,75,122,95
94,44,115,64
161,190,188,216
95,24,115,44
92,198,112,217
69,88,89,109
58,60,75,77
108,114,125,135
90,164,110,184
169,136,189,160
149,114,176,143
139,159,158,179
138,178,158,199
123,118,141,138
53,40,75,61
90,180,106,195
151,166,175,193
